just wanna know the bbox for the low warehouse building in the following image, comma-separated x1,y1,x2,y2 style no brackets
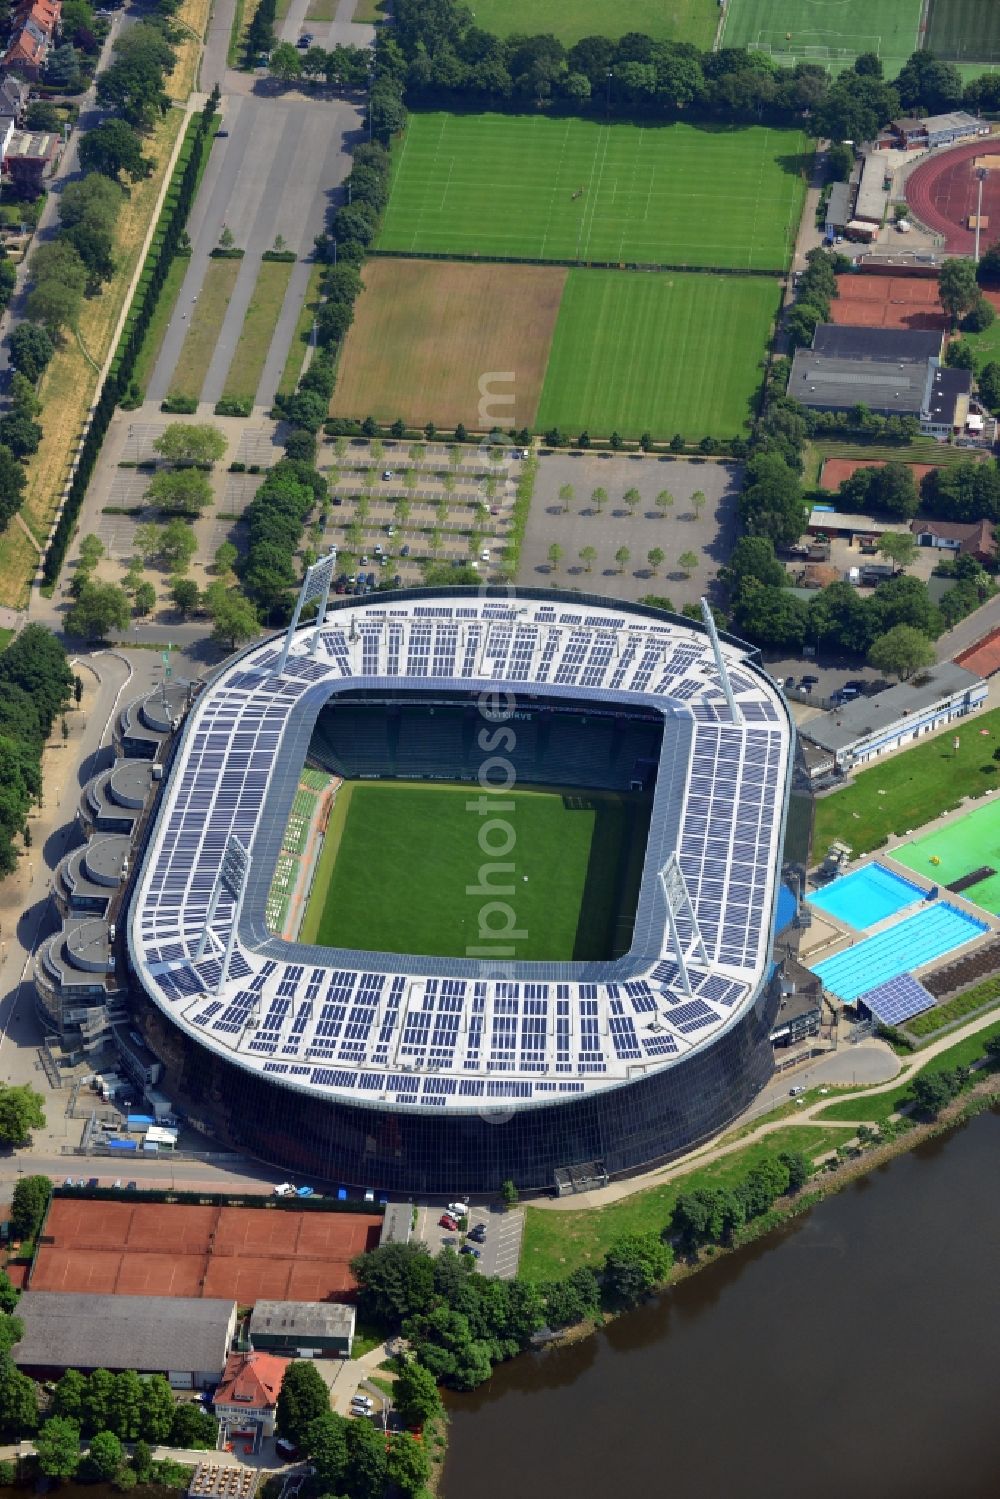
249,1299,356,1358
12,1292,237,1388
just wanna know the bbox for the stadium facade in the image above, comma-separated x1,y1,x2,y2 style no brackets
124,589,795,1196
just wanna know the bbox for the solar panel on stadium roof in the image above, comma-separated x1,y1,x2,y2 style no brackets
858,974,935,1027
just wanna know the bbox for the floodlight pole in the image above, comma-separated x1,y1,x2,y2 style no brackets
975,167,988,263
273,551,338,676
699,596,744,726
658,853,709,999
195,835,251,995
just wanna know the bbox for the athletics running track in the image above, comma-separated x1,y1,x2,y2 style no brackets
906,142,1000,254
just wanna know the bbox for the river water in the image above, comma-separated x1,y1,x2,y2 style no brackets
443,1109,1000,1499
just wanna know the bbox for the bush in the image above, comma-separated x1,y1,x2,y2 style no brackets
161,395,198,414
262,249,296,262
215,397,252,416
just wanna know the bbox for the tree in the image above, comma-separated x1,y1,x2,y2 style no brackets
83,1430,123,1482
978,361,1000,412
778,1150,810,1193
878,532,918,574
623,486,641,516
35,1417,81,1479
214,540,238,576
153,423,227,465
276,1361,330,1448
350,1242,436,1326
0,1270,18,1314
0,1352,38,1435
0,413,41,458
0,444,25,531
10,1174,51,1239
169,1402,217,1448
558,482,574,512
938,258,981,326
25,279,82,336
591,486,607,513
131,1440,154,1482
270,41,303,81
344,1408,388,1499
386,1431,430,1496
9,323,53,382
65,582,132,641
963,295,995,333
137,1376,175,1443
133,581,156,617
78,533,105,570
0,1083,45,1145
547,542,563,573
144,468,214,516
614,545,630,574
306,1412,348,1490
678,550,698,576
394,1359,442,1430
579,545,597,573
739,450,808,547
170,578,200,615
79,118,151,181
911,1070,960,1117
647,546,665,576
691,490,706,519
868,623,935,680
0,626,71,738
603,1232,673,1305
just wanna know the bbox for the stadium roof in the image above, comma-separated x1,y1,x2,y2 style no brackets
128,592,793,1112
12,1293,235,1374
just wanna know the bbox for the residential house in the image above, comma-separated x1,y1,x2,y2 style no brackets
212,1350,290,1440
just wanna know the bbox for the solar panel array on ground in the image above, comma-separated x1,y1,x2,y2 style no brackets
858,973,936,1026
31,1200,381,1302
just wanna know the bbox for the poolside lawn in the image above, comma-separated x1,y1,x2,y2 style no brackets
817,1017,1000,1122
811,707,1000,857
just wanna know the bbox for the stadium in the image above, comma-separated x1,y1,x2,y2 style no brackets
126,588,794,1197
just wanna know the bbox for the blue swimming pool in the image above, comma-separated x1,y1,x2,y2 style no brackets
810,903,988,1002
807,863,927,930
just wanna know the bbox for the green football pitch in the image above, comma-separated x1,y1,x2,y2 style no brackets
536,269,779,440
895,800,1000,916
379,114,810,273
468,0,718,47
720,0,923,69
299,781,650,961
926,0,1000,63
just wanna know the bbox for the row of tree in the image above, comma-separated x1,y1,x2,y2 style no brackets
0,626,73,875
267,40,371,89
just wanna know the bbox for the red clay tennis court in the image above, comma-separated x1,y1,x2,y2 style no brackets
831,274,947,331
31,1200,381,1303
819,458,940,490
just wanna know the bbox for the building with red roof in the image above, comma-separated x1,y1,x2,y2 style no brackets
212,1350,291,1439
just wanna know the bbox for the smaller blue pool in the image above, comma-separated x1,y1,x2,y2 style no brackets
807,862,927,930
810,903,988,1002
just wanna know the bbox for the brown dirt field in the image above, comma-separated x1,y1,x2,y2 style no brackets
819,458,940,489
331,257,567,431
832,274,947,331
32,1199,377,1301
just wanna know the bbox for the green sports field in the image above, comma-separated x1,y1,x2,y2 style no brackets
469,0,718,47
720,0,923,69
926,0,1000,63
300,781,650,961
895,801,1000,916
536,269,778,440
379,115,810,273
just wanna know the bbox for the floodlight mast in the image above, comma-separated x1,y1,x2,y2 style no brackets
699,596,744,726
195,834,251,995
273,551,338,676
975,166,988,263
658,853,708,998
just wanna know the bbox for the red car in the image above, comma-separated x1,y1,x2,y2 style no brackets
438,1213,459,1231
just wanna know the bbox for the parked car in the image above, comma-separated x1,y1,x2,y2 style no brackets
789,1085,806,1097
438,1213,459,1231
448,1201,469,1217
844,679,867,691
275,1439,299,1460
460,1245,481,1259
63,1176,75,1187
468,1224,487,1242
87,1178,99,1189
351,1395,374,1410
274,1183,296,1197
296,1185,314,1198
401,544,410,557
800,674,819,686
126,1181,137,1191
382,470,394,481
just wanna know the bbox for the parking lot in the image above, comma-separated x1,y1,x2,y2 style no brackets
416,1203,525,1280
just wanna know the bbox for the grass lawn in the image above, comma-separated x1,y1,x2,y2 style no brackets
168,257,241,401
276,264,323,401
331,258,566,431
518,1125,852,1283
7,108,184,604
817,1017,1000,1122
958,296,1000,372
720,0,923,72
811,706,1000,857
807,435,982,482
132,253,188,396
894,798,1000,914
0,627,14,652
351,0,388,17
220,258,295,404
926,0,1000,63
305,0,338,18
299,781,647,961
536,269,777,440
469,0,718,47
167,0,213,100
379,115,810,273
907,976,1000,1038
